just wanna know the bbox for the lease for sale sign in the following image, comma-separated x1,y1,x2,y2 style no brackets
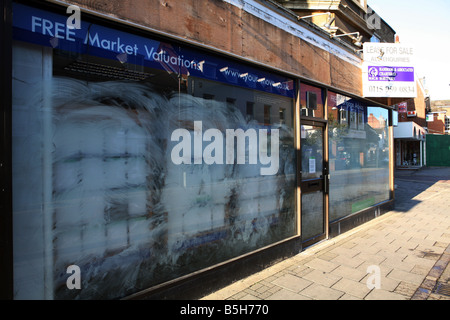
363,43,417,98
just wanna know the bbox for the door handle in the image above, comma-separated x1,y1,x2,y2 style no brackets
324,175,329,194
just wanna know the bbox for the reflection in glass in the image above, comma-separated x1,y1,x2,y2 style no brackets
300,124,324,241
301,191,324,240
301,125,323,180
327,91,390,222
12,39,297,299
300,83,324,118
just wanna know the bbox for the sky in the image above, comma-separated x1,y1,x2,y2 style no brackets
368,0,450,101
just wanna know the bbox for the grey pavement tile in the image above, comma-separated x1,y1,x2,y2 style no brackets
355,252,387,265
387,269,426,286
305,258,339,273
271,274,312,293
302,269,341,287
331,254,365,269
331,278,371,299
266,288,312,300
329,246,360,258
394,281,419,298
240,293,261,300
339,293,362,300
331,265,367,282
300,283,345,300
365,289,407,300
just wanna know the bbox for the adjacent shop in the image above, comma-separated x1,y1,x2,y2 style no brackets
394,121,426,167
2,1,394,299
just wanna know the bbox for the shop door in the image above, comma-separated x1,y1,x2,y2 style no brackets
300,121,327,247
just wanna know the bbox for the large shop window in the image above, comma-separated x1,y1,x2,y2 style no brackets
11,3,296,299
327,91,390,222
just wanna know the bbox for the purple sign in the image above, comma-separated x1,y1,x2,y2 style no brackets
368,66,414,82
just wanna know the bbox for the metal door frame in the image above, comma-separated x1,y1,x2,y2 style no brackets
299,119,329,247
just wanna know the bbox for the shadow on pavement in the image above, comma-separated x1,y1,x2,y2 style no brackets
394,167,450,212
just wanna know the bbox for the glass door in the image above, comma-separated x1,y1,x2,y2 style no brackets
300,121,327,246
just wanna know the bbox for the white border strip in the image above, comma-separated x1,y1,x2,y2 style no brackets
223,0,362,67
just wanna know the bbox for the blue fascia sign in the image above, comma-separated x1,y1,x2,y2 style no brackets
12,2,294,98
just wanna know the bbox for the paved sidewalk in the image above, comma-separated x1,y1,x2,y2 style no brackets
201,167,450,300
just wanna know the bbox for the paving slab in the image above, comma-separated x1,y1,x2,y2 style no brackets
201,168,450,300
271,274,312,293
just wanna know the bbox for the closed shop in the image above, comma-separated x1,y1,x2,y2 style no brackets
1,0,394,299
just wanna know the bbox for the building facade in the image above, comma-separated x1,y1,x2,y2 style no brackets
393,79,429,168
1,0,395,299
274,0,395,46
427,108,450,135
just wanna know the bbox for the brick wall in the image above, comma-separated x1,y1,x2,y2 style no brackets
64,0,362,95
427,113,446,135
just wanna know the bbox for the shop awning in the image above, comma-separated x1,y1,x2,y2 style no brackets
394,121,426,141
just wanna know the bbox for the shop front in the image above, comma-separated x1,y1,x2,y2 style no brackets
394,122,426,168
326,92,392,236
1,1,394,300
